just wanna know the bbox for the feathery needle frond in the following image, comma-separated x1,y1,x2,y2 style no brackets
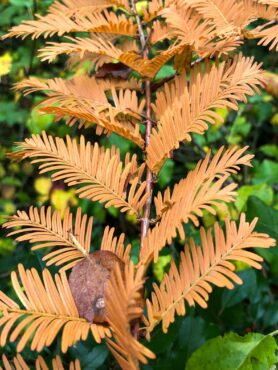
3,206,131,271
1,354,81,370
3,10,136,40
38,35,185,78
3,206,91,270
0,265,111,353
258,0,278,6
145,214,276,336
48,0,131,14
105,263,155,370
252,23,278,51
155,146,253,218
160,5,216,48
11,132,148,215
140,146,253,265
15,76,145,147
147,54,264,174
180,0,246,34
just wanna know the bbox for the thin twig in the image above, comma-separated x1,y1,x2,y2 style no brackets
131,0,146,48
130,0,154,249
140,79,153,246
130,0,153,248
130,0,154,341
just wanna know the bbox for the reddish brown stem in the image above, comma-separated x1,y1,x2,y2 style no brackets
130,0,154,344
140,80,153,248
130,0,154,249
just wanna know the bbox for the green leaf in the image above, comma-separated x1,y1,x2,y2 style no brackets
1,176,21,186
0,238,16,256
228,116,251,145
0,102,28,126
154,65,175,81
185,332,277,370
153,255,172,281
246,197,278,275
143,316,220,370
221,269,256,310
27,108,54,134
158,159,174,187
252,160,278,185
70,342,109,370
259,145,278,160
9,0,33,7
236,183,273,212
246,197,278,244
81,345,109,370
107,133,131,154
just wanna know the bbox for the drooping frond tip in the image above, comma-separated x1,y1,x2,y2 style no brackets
10,132,148,216
3,206,92,270
147,54,264,174
140,145,254,266
145,214,275,337
48,0,131,15
1,354,81,370
15,76,145,147
105,263,155,370
3,206,131,271
3,10,137,40
0,264,110,353
160,0,278,56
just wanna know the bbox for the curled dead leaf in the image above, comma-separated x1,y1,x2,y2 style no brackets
69,250,124,324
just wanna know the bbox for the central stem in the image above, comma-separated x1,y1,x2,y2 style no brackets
130,0,154,249
140,80,153,248
130,1,153,342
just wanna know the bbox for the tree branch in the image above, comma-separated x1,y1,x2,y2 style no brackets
130,0,154,250
131,0,146,49
140,79,153,247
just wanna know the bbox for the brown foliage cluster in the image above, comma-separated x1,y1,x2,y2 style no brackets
1,0,277,369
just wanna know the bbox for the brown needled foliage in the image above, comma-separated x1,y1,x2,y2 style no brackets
1,354,81,370
1,0,277,369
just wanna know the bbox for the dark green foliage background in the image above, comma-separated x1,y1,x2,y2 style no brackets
0,1,277,369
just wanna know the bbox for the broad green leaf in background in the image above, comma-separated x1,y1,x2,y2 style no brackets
143,316,220,370
153,255,172,281
9,0,33,7
252,160,278,186
0,102,28,126
27,107,54,134
236,183,273,212
259,144,278,160
154,64,175,81
246,197,278,276
158,159,174,187
220,269,257,311
246,197,278,244
69,342,109,370
0,238,15,256
228,116,251,145
185,332,277,370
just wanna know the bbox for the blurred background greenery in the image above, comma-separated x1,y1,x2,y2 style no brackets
0,0,278,368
